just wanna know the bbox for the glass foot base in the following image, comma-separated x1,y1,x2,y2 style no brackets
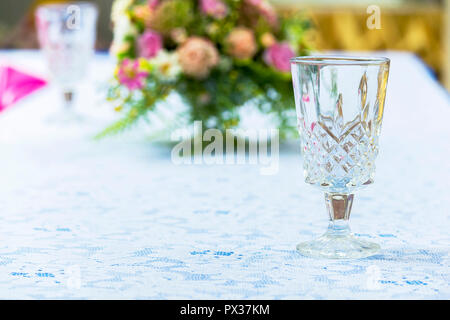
46,111,85,124
297,230,380,259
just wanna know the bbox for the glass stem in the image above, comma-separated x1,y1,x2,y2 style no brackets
63,89,75,110
324,193,354,236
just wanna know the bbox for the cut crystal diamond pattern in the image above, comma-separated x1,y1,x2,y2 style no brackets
297,71,384,193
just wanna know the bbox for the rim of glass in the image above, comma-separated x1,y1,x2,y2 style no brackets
290,55,390,66
36,1,98,10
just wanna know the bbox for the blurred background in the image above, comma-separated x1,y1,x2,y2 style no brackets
0,0,448,90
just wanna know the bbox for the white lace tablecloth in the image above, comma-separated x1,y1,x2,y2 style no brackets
0,50,449,299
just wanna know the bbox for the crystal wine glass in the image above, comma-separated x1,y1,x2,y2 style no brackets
35,2,98,122
291,56,390,259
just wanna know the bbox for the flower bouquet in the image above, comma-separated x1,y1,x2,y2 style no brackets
102,0,311,138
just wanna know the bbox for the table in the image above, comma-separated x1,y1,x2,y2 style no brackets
0,50,449,299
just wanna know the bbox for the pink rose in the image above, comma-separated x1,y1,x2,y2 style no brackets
148,0,159,9
137,30,162,59
258,1,278,28
245,0,262,5
200,0,228,19
244,0,278,28
263,43,295,72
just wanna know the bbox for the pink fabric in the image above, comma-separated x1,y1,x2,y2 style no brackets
0,66,46,111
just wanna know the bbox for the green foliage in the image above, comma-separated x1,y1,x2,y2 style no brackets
97,79,174,138
149,0,194,34
282,13,313,54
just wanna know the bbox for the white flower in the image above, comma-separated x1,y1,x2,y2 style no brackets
113,15,137,38
110,13,137,57
110,41,130,56
111,0,133,23
150,51,182,82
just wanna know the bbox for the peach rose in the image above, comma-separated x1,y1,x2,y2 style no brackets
177,37,219,79
133,5,152,25
225,27,257,60
260,32,276,48
170,28,187,44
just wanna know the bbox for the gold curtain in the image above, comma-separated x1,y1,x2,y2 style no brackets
279,4,446,85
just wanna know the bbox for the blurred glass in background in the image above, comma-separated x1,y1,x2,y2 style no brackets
35,2,98,121
0,0,448,89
